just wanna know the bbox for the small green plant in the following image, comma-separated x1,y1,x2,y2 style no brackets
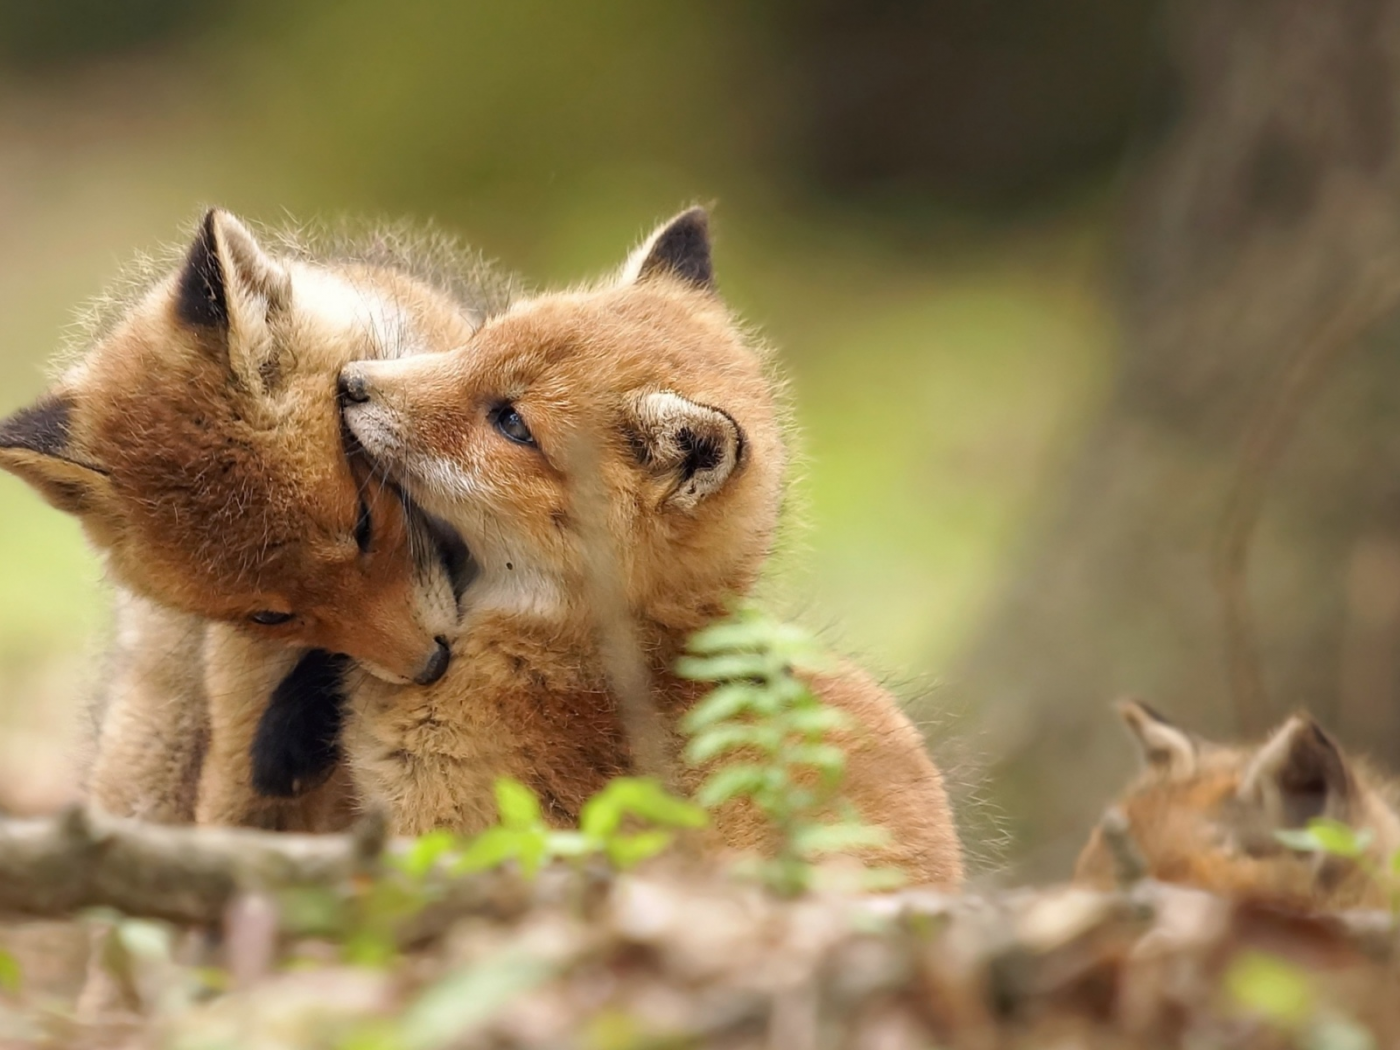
280,776,707,968
1226,950,1375,1050
0,948,20,994
1274,818,1375,862
678,603,894,896
452,776,708,877
1275,817,1400,911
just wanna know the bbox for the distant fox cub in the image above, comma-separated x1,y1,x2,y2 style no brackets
1076,701,1400,909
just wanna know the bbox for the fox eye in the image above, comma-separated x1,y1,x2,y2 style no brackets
354,495,373,553
492,403,536,447
248,610,295,626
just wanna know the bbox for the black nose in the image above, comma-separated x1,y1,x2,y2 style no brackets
338,371,372,405
414,637,451,685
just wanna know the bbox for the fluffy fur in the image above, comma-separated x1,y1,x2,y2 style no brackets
0,210,504,826
337,209,964,888
1075,701,1400,909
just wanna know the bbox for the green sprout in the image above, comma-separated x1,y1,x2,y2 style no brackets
678,604,894,896
1275,817,1400,912
452,776,708,878
281,776,706,969
1226,950,1375,1050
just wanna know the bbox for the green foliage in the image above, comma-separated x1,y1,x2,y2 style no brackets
1274,819,1374,860
1226,951,1315,1028
1225,951,1375,1050
339,949,558,1050
679,604,895,896
0,948,20,993
304,777,706,969
1275,817,1397,910
454,777,707,879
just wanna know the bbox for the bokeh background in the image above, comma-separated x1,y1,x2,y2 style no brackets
2,0,1393,880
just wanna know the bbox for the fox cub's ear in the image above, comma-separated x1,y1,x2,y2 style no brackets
1239,714,1353,828
1118,699,1197,777
630,391,743,511
177,209,292,389
621,207,714,291
0,394,112,515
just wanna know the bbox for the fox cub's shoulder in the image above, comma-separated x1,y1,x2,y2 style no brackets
1076,701,1400,909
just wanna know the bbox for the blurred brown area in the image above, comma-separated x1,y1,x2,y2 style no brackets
5,0,1400,884
957,0,1400,876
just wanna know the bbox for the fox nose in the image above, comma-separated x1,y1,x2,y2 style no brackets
338,370,372,405
414,636,451,686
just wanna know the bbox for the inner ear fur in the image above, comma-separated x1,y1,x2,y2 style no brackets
1240,714,1353,828
177,208,292,388
630,391,743,511
0,394,111,515
1118,699,1198,777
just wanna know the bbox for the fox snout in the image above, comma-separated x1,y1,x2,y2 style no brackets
416,636,452,685
357,632,452,686
338,360,408,462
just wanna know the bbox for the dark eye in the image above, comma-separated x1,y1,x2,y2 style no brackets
248,610,295,626
492,403,535,447
354,496,373,553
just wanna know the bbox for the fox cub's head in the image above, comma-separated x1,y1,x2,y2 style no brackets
0,210,477,684
339,208,785,628
1075,701,1400,909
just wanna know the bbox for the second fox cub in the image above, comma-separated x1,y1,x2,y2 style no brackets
336,208,965,888
0,210,494,825
1076,701,1400,909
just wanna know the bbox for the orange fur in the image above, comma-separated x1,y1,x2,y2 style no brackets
339,210,964,887
1075,701,1400,909
0,210,502,825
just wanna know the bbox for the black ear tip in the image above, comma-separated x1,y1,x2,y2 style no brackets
674,205,709,231
1300,717,1341,754
0,395,72,456
178,208,231,329
638,206,715,290
1134,700,1173,725
194,207,225,249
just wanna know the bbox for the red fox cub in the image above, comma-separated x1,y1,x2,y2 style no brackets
1076,701,1400,909
335,208,964,888
0,210,491,826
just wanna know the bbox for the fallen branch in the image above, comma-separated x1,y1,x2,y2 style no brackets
0,806,386,925
0,808,1394,974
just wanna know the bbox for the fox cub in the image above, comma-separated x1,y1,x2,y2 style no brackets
1076,701,1400,909
0,210,494,826
332,208,964,888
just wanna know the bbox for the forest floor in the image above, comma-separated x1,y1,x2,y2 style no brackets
0,814,1395,1050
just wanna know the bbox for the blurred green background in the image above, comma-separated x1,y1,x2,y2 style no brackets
0,0,1166,866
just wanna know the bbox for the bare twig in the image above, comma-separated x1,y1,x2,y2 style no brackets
0,806,374,925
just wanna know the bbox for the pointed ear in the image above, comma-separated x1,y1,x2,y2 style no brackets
1118,699,1198,777
176,209,291,386
1239,715,1353,828
0,394,112,515
629,392,743,511
620,207,714,291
